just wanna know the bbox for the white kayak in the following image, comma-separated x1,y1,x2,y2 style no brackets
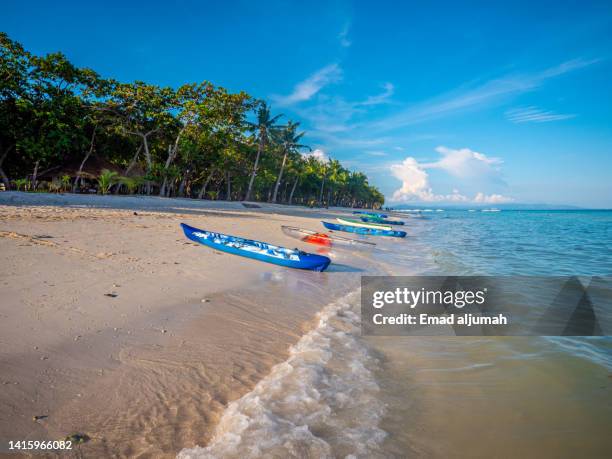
336,218,393,231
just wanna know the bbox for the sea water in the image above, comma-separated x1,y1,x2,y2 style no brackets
180,210,612,458
370,210,612,457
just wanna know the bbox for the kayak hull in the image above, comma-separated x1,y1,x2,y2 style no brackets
322,221,406,238
360,217,405,226
336,218,392,230
181,223,331,271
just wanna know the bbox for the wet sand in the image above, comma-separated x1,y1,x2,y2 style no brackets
0,192,372,457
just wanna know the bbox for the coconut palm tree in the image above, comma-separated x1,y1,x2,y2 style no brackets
286,154,306,205
244,101,282,201
325,158,342,206
97,169,119,194
270,121,309,203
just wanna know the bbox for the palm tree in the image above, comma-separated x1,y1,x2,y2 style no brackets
318,160,328,205
60,174,71,192
270,121,309,203
97,169,119,194
244,101,282,201
287,155,305,205
14,178,29,191
325,158,342,206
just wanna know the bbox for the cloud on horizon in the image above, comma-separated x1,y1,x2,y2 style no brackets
389,146,513,203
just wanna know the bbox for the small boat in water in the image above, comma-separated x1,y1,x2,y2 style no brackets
281,225,375,248
336,218,392,230
322,221,407,238
181,223,331,271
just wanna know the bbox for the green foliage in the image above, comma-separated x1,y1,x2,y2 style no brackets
0,33,384,208
13,178,29,191
60,174,71,191
119,176,144,194
97,169,119,194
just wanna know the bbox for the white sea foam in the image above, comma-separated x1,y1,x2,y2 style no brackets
178,291,386,459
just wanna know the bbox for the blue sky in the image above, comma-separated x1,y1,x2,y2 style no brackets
3,0,612,207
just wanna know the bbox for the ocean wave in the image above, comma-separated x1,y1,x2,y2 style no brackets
178,291,386,459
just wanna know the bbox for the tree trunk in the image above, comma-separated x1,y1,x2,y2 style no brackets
73,128,96,192
159,127,186,197
159,145,171,197
288,177,299,205
0,145,13,190
226,171,231,201
245,134,265,201
142,130,156,195
178,169,189,197
198,169,215,199
124,144,142,176
271,150,287,203
126,129,157,195
319,175,326,205
32,160,40,191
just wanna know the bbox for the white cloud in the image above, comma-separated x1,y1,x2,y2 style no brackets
425,146,502,179
293,82,395,135
366,150,387,156
505,106,576,123
473,192,514,204
358,82,395,106
368,57,600,131
390,158,433,201
389,146,512,203
302,148,329,162
338,23,351,47
272,64,342,106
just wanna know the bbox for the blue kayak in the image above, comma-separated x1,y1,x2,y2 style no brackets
353,210,388,218
322,221,406,238
360,217,405,226
181,223,331,271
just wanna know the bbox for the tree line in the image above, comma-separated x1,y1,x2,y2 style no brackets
0,32,384,208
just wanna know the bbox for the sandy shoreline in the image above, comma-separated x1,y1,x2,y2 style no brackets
0,192,375,457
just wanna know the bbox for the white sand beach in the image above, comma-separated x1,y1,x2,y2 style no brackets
0,192,376,457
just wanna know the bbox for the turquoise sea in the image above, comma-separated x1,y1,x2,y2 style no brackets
403,209,612,276
369,209,612,457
